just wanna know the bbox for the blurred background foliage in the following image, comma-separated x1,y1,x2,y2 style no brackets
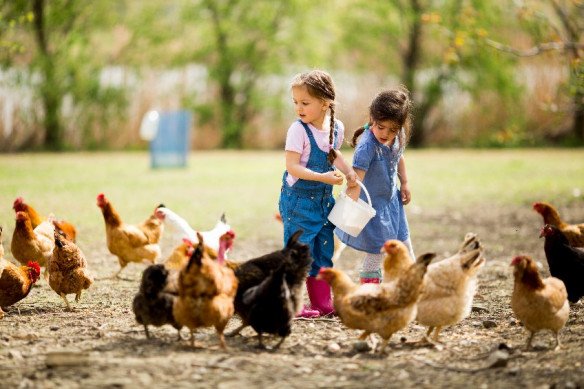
0,0,582,151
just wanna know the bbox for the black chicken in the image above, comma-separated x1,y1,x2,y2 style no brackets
228,229,312,348
540,224,584,303
132,264,182,339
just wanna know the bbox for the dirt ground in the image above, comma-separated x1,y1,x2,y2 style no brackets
1,204,583,389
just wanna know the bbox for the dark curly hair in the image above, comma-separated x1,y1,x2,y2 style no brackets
350,85,413,151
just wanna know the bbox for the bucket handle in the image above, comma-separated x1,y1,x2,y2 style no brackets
346,180,373,207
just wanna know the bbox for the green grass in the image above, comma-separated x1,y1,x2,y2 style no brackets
0,149,582,245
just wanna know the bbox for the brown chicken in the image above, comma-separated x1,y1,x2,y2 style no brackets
0,259,41,318
13,197,77,242
382,240,414,283
96,193,163,278
48,231,93,310
173,233,238,349
533,202,584,247
510,255,570,350
11,211,54,268
317,253,435,353
416,233,485,343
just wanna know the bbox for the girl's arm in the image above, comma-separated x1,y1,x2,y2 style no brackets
398,155,411,205
332,149,358,187
286,151,343,185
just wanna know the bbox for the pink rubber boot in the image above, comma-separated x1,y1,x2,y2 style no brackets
306,276,335,316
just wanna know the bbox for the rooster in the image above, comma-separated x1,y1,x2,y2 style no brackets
13,197,77,242
11,211,54,268
96,193,164,278
317,253,435,353
415,233,485,343
172,233,238,349
48,230,94,310
533,202,584,247
540,224,584,303
0,260,41,318
155,207,233,257
510,255,569,350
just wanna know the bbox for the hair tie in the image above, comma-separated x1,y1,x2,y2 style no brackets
364,123,370,131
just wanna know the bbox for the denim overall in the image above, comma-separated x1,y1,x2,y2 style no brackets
279,121,337,277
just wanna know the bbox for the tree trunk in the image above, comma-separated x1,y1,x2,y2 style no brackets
32,0,63,150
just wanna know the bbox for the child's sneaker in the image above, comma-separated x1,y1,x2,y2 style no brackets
359,270,382,284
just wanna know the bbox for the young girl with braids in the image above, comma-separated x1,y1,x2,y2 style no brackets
336,86,415,284
279,70,357,318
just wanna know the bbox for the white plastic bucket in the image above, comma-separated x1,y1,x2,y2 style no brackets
328,180,376,237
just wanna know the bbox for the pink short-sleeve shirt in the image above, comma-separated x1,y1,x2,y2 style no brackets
284,119,345,186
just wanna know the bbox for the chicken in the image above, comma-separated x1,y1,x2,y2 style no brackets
0,226,4,261
510,255,569,350
382,240,414,283
132,264,182,339
48,230,93,310
533,202,584,247
11,211,55,268
172,233,238,349
155,207,233,256
164,239,193,271
96,193,163,278
317,252,435,353
138,203,165,244
228,230,311,348
229,230,312,336
415,233,485,343
540,224,584,303
13,197,77,242
0,260,41,318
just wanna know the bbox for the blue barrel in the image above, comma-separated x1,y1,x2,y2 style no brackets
150,110,192,168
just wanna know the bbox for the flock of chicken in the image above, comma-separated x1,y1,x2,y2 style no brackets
0,195,582,353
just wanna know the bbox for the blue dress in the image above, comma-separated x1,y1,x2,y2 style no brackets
335,129,410,254
279,120,339,276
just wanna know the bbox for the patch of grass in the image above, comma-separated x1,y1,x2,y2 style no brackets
0,149,582,246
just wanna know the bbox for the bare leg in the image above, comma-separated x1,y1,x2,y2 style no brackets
218,331,227,349
60,293,72,311
553,331,561,351
274,336,286,349
257,333,265,349
226,323,248,337
359,330,371,341
189,330,196,348
525,331,534,350
378,337,391,354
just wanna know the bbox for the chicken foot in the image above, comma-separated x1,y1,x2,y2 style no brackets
59,293,72,311
358,330,371,341
143,324,151,339
226,323,248,337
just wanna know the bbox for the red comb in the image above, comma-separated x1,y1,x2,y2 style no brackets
27,261,41,274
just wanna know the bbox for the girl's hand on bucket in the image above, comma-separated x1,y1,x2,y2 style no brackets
345,171,358,188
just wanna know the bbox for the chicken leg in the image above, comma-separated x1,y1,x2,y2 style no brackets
59,293,72,311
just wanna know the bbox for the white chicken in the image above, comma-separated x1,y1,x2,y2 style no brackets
155,207,233,256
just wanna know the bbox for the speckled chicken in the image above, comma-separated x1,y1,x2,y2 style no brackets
318,253,435,353
48,230,94,310
132,264,182,339
172,233,238,349
511,255,569,350
415,233,485,343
